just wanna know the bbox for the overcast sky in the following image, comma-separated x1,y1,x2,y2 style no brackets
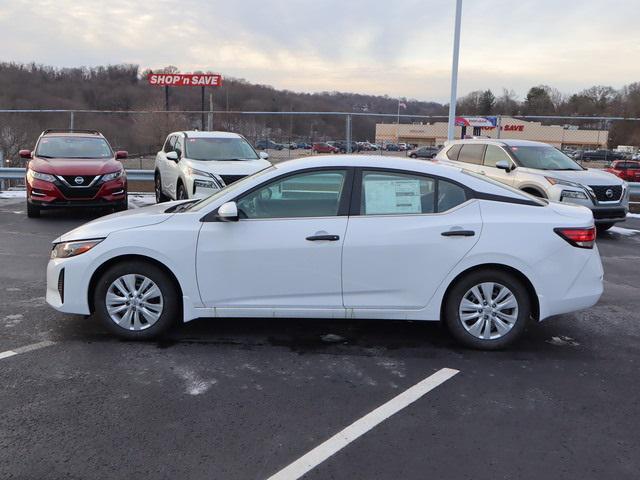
1,0,639,102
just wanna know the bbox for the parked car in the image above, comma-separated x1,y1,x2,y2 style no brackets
154,131,271,201
604,160,640,182
21,129,128,218
296,142,312,150
384,143,401,151
281,142,298,150
312,142,339,154
409,146,441,159
574,149,625,161
255,139,284,151
329,141,361,153
46,155,603,350
435,139,629,232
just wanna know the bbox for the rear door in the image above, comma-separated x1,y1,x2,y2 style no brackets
456,144,486,174
342,169,482,309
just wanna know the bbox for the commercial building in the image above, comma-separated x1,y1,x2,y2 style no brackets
376,116,608,149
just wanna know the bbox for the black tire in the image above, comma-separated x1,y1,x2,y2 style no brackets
596,223,615,234
177,183,188,200
114,194,128,212
410,154,417,158
444,268,531,350
155,173,169,203
26,201,40,218
93,260,180,340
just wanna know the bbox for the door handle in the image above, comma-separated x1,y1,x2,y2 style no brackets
306,234,340,241
441,230,475,237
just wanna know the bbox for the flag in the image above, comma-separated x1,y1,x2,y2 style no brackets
398,102,407,109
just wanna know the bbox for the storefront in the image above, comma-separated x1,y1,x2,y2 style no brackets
375,116,609,149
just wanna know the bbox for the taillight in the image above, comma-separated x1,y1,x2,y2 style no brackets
554,227,596,249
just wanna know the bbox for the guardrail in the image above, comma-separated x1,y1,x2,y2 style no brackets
1,167,639,197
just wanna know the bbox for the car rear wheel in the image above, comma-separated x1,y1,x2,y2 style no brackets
155,173,169,203
596,222,615,233
444,269,531,350
94,261,179,340
26,201,40,218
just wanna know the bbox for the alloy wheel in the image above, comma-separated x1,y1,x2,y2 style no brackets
458,282,519,340
105,274,164,330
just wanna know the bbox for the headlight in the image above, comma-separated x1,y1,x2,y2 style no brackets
101,169,124,182
560,190,588,200
27,169,56,183
545,176,584,188
194,179,219,189
51,239,103,259
187,166,214,178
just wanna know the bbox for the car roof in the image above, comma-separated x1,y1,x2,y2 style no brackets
445,138,551,148
41,131,105,138
170,130,243,139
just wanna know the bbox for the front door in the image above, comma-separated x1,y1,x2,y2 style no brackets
480,144,516,186
196,169,351,310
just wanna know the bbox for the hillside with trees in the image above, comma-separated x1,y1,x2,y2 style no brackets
1,62,640,159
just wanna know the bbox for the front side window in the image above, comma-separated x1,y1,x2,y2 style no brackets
164,135,176,153
508,145,583,171
361,171,436,215
237,170,347,219
185,137,259,161
174,137,184,157
458,144,486,165
484,145,512,168
36,137,112,159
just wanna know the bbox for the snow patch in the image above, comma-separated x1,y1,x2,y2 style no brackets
546,336,580,347
128,194,156,209
608,226,639,236
3,314,23,327
0,190,26,199
175,367,217,395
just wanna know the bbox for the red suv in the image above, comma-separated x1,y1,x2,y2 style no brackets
604,160,640,182
21,130,128,218
312,142,339,154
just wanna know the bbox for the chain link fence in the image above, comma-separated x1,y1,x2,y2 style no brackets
2,110,640,172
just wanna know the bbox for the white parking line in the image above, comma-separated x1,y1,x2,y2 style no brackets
266,367,460,480
0,340,55,360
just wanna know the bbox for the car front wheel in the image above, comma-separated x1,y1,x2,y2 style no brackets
444,269,531,350
27,201,40,218
94,260,180,340
155,173,169,203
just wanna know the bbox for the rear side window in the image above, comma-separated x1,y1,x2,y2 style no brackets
446,144,462,160
361,171,436,215
438,180,467,212
458,144,486,165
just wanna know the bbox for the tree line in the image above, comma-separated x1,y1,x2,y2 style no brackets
1,62,639,160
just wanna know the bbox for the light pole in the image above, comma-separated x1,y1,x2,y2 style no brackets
447,0,463,141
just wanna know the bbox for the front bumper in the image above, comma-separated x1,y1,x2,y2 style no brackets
27,177,126,207
46,255,91,315
555,186,629,224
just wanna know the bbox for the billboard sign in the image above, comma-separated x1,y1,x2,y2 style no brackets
147,73,222,87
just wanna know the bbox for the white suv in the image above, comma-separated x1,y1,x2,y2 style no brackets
154,131,271,202
435,139,629,232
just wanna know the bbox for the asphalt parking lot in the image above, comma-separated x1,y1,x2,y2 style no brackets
1,195,639,480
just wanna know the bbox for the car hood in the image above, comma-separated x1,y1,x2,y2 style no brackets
183,158,271,175
54,200,187,243
521,167,624,186
29,157,122,176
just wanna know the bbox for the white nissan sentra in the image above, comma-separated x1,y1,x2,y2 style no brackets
46,155,603,349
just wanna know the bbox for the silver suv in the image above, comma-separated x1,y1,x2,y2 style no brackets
435,139,629,232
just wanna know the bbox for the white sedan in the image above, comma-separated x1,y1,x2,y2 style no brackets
46,156,603,349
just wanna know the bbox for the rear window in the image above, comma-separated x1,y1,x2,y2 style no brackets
446,144,462,160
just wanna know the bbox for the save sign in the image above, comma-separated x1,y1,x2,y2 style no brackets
147,73,223,87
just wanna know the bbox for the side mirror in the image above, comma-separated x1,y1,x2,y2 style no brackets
19,149,32,159
259,151,270,160
115,150,128,159
496,160,513,172
217,201,239,222
166,151,179,162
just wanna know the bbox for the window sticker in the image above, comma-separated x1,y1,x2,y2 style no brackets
365,178,421,214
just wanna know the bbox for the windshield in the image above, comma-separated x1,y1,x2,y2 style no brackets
187,166,276,212
508,145,583,171
185,137,259,161
36,137,113,159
